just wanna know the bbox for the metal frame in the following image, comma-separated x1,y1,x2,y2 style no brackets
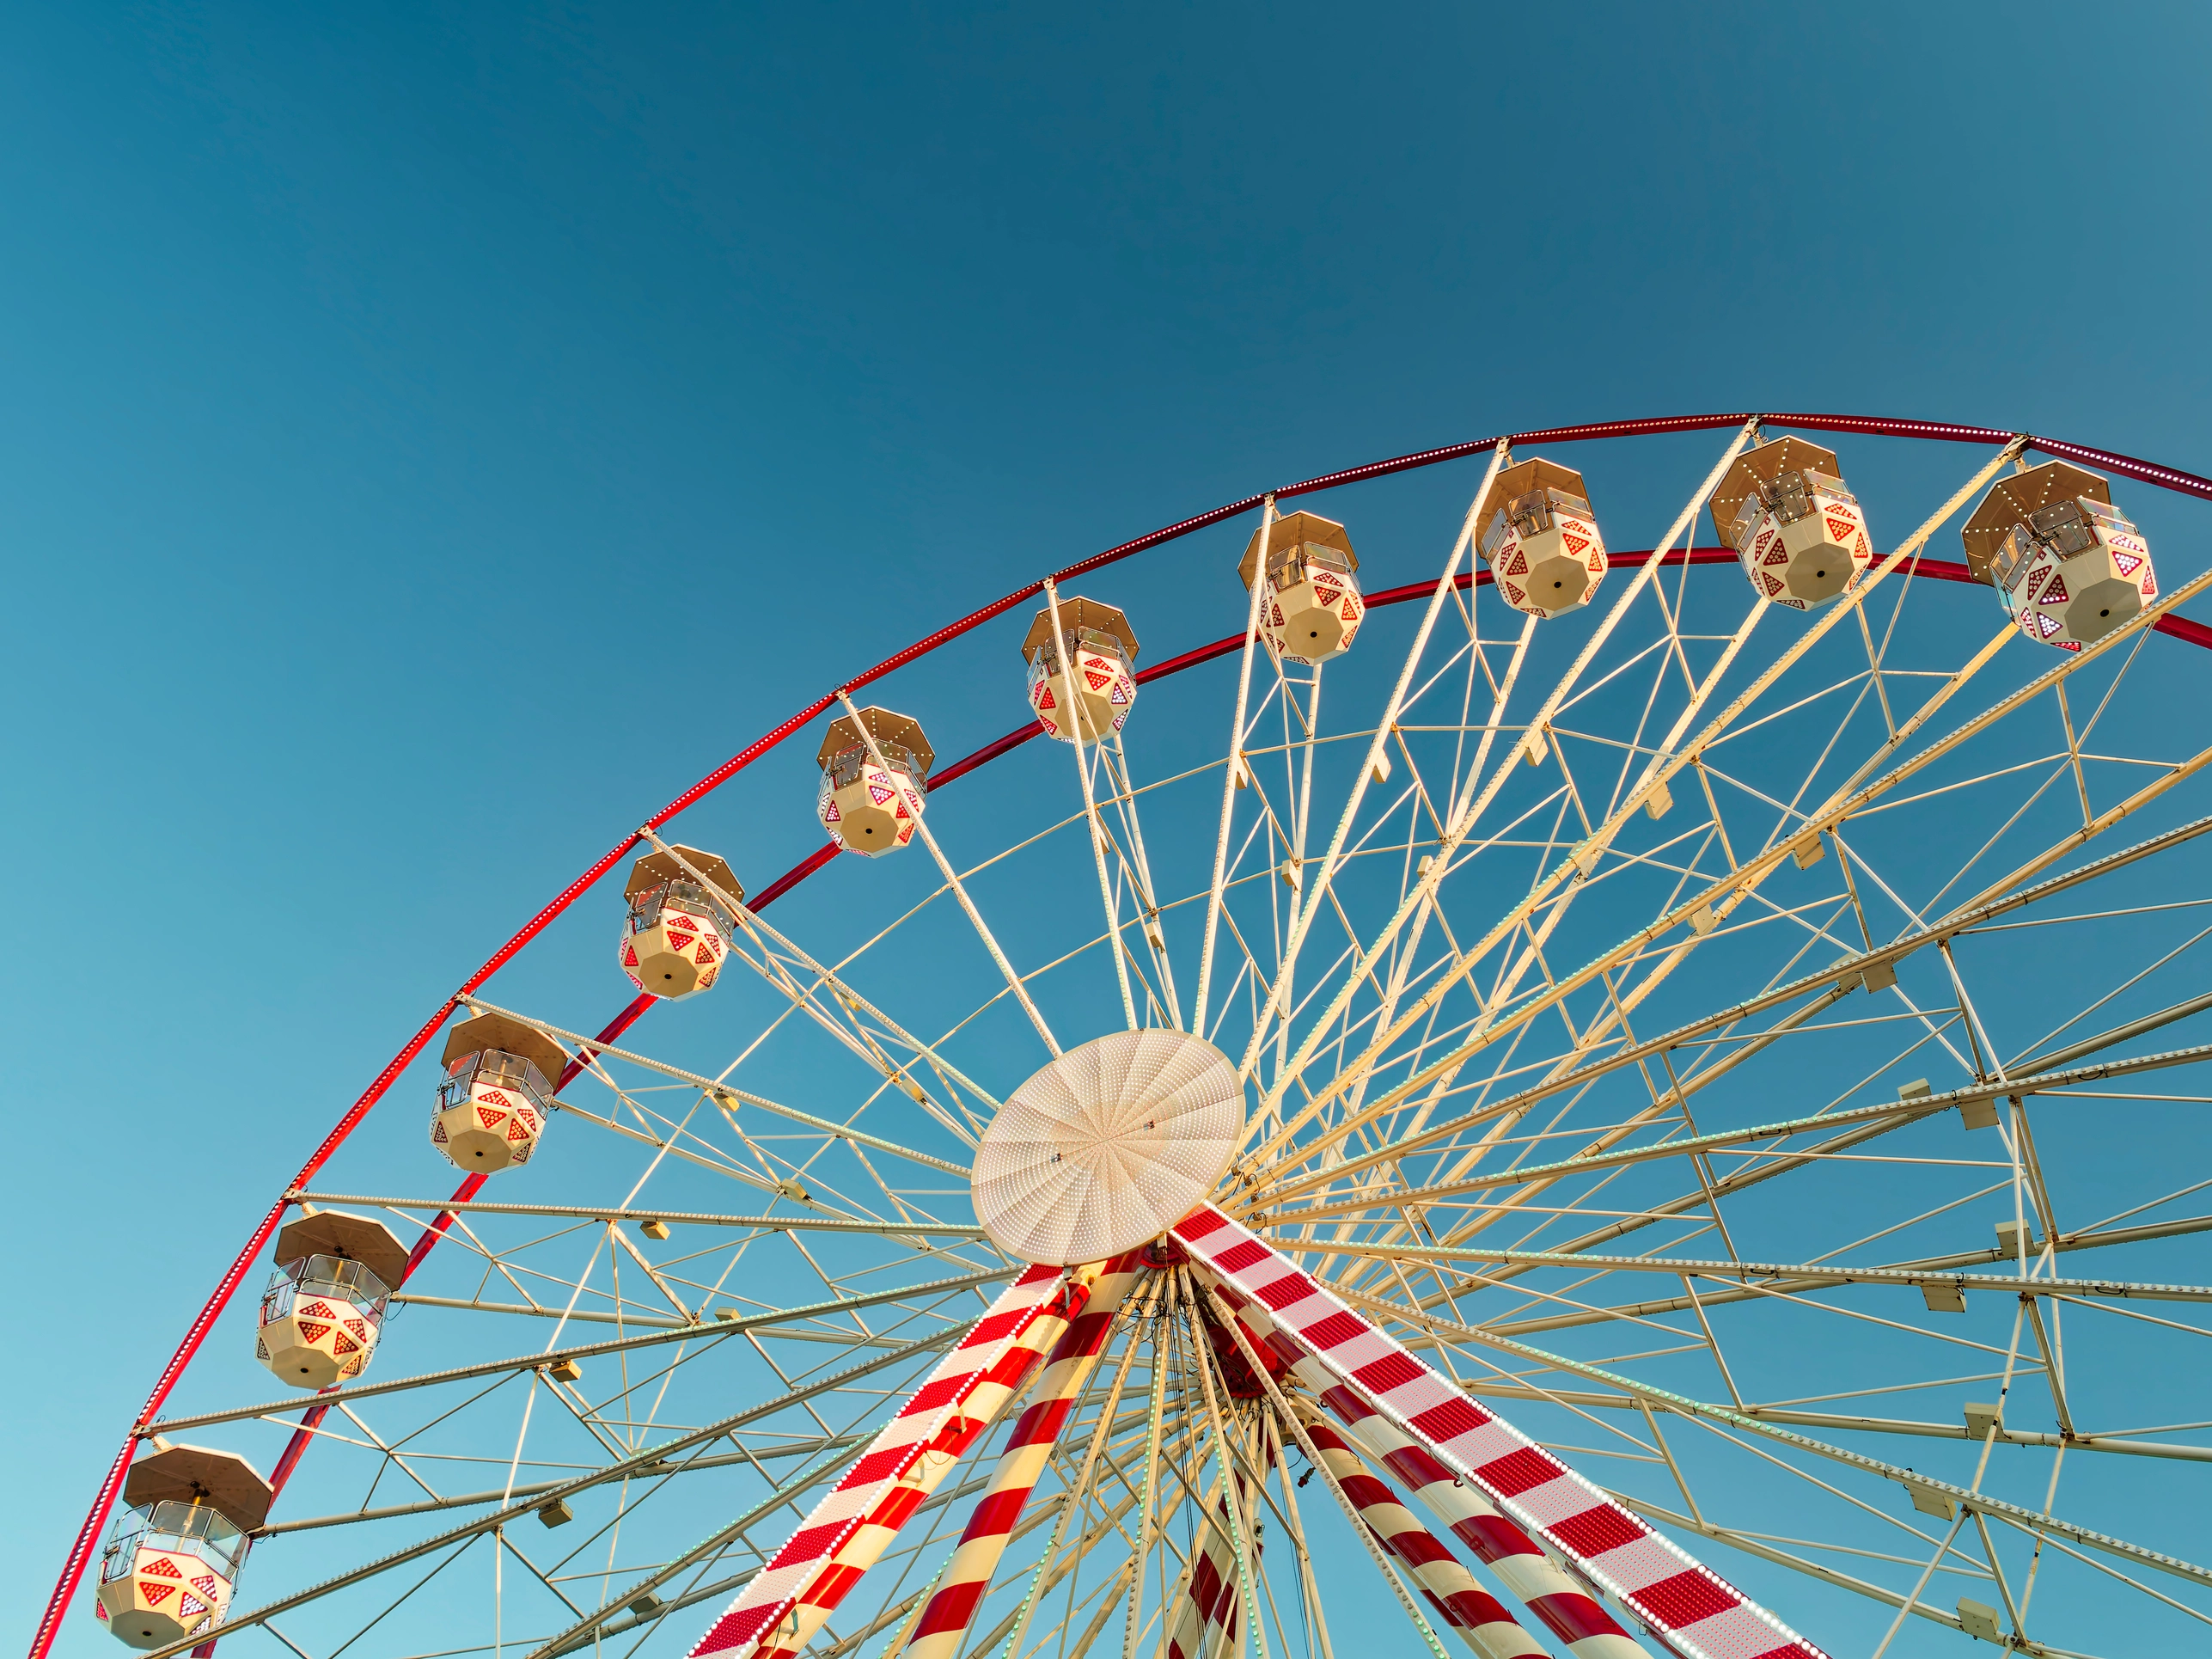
38,413,2212,1659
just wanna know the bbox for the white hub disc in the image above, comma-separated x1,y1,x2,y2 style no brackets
972,1029,1243,1265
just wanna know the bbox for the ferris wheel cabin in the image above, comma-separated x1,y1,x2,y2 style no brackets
1476,456,1608,618
1964,460,2157,652
1023,596,1140,742
1239,511,1366,664
816,706,933,857
96,1445,271,1649
1710,436,1873,612
255,1209,409,1388
431,1009,567,1171
620,844,742,998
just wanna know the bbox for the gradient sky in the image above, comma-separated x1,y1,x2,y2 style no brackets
9,3,2212,1650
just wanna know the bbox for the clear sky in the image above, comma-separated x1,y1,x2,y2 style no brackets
9,3,2212,1651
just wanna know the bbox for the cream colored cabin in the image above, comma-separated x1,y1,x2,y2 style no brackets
1023,597,1139,742
816,706,932,856
96,1446,269,1648
1477,457,1608,618
620,844,742,999
1712,437,1873,613
256,1209,408,1388
1240,511,1366,664
431,1009,567,1172
1964,461,2156,652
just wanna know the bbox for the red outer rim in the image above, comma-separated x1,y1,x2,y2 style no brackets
34,413,2212,1659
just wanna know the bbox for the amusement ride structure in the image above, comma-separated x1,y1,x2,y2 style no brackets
34,412,2212,1659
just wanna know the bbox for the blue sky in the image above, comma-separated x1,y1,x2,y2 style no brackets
9,3,2212,1652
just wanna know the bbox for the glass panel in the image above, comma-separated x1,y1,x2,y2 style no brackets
437,1048,552,1112
480,1050,551,1101
1727,493,1764,552
663,878,734,927
106,1500,249,1576
269,1252,393,1312
1037,630,1129,671
1991,524,2038,591
1504,486,1592,538
1480,509,1511,559
1762,470,1815,525
1506,488,1555,539
2080,498,2139,535
629,878,736,932
826,744,919,789
2029,499,2085,551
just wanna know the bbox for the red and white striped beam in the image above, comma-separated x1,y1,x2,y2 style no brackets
687,1264,1079,1659
748,1262,1125,1659
1164,1480,1256,1659
1291,1402,1549,1659
1201,1274,1644,1659
895,1253,1148,1659
1317,1384,1646,1659
1172,1204,1826,1659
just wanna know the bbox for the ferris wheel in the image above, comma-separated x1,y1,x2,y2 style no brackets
39,411,2212,1659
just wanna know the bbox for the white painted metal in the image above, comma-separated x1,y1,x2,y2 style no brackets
971,1030,1241,1265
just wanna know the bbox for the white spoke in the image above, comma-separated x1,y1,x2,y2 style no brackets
836,689,1060,1056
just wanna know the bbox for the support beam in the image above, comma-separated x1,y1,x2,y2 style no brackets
146,1267,1017,1435
461,995,971,1178
293,1191,989,1237
1297,1241,2212,1307
837,690,1061,1056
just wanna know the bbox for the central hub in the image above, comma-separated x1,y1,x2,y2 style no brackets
971,1029,1243,1266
